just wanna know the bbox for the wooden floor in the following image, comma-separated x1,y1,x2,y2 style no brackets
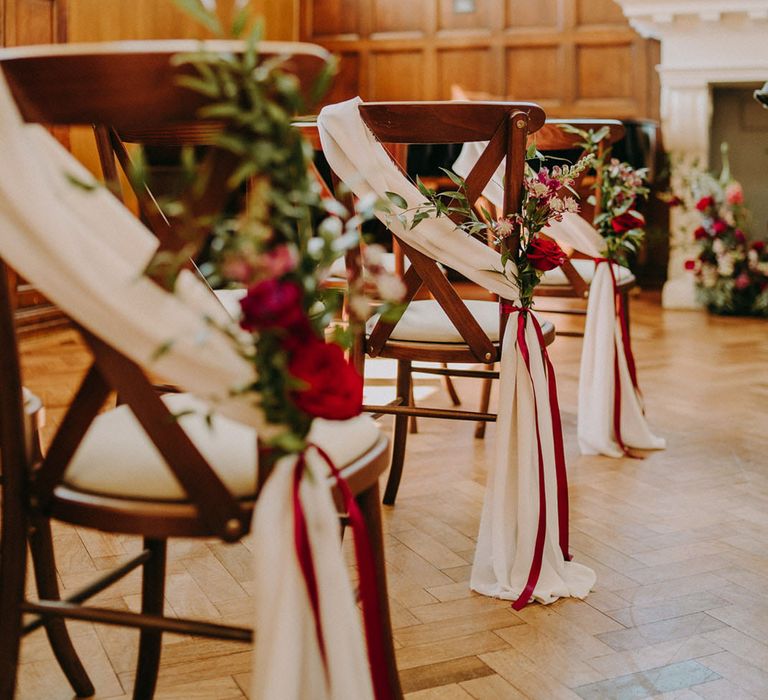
12,294,768,699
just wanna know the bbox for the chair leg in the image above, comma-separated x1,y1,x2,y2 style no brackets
0,495,27,699
383,360,411,506
356,482,403,699
132,538,167,700
474,364,495,439
408,384,418,435
28,517,94,697
441,363,461,406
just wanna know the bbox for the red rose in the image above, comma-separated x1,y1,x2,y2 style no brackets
289,340,363,420
752,241,766,253
684,259,696,270
611,211,645,233
694,227,708,240
696,196,715,211
239,279,307,332
712,220,728,236
666,195,683,207
526,236,567,272
734,229,746,244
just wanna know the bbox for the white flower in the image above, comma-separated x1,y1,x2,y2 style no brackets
748,250,759,268
363,243,387,268
717,252,735,277
318,216,343,238
348,295,372,321
529,181,550,197
495,218,515,239
563,196,579,213
375,274,407,302
758,262,768,276
550,197,565,213
701,264,718,288
712,239,725,255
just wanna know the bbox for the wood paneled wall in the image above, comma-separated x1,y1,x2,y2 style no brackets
68,0,297,42
300,0,660,119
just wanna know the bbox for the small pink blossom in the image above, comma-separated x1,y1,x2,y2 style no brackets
734,273,751,290
725,182,744,206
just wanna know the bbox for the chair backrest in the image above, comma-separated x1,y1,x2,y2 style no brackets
355,101,546,363
0,41,329,540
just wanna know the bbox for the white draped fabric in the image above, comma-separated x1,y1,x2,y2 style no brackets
0,71,374,699
318,98,595,606
454,141,665,457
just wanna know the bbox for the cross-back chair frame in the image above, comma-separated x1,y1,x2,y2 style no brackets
0,42,401,699
314,101,550,504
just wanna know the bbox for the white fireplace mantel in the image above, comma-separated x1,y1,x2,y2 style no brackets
614,0,768,308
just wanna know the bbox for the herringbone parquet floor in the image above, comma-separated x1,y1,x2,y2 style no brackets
12,294,768,699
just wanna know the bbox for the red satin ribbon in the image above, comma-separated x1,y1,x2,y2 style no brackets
293,444,394,700
500,303,572,612
592,259,644,457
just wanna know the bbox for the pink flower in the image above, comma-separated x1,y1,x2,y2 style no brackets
734,273,751,290
725,182,744,206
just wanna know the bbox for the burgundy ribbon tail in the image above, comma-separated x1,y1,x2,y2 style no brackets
593,259,644,458
292,453,329,678
500,304,572,612
309,444,394,700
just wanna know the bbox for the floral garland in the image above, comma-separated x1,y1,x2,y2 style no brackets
388,152,593,307
560,125,649,265
140,4,404,456
666,146,768,317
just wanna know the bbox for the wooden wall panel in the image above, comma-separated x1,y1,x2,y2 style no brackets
301,0,660,120
371,0,425,35
576,43,633,99
575,0,626,26
370,50,425,100
437,47,493,99
506,0,560,29
309,0,358,38
438,0,491,33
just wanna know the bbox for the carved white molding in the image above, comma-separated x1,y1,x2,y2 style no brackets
615,0,768,308
616,1,768,37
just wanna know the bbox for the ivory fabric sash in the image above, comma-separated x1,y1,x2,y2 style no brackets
454,141,665,457
319,98,595,606
0,71,376,698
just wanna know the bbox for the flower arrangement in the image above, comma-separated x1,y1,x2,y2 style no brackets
134,2,404,456
561,125,650,265
667,145,768,316
388,153,593,307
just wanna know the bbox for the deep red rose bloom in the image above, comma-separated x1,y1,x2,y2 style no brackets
684,259,696,270
696,196,715,212
734,229,746,244
694,226,708,240
289,340,363,420
712,220,728,236
612,211,645,233
239,279,306,332
752,240,766,253
527,236,567,272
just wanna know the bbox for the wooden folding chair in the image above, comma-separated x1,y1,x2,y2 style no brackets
319,101,554,506
0,42,402,699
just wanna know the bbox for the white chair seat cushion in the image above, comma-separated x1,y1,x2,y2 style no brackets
63,393,381,502
328,251,408,280
540,259,633,286
368,299,502,344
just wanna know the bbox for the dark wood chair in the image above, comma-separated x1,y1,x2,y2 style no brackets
0,42,402,699
318,101,556,506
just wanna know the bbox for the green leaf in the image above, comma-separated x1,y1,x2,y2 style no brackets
439,167,465,188
385,191,408,209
